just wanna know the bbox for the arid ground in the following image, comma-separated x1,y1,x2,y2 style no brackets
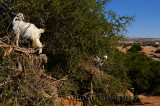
117,46,160,61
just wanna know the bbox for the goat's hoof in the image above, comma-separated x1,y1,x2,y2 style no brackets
38,48,42,54
38,52,42,54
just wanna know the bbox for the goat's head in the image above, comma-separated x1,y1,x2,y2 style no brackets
14,13,24,21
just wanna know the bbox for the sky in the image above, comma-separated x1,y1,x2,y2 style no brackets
108,0,160,38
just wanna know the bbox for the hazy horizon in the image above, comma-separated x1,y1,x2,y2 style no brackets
125,36,160,39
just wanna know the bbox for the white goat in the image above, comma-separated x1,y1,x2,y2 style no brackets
12,13,44,54
94,55,108,70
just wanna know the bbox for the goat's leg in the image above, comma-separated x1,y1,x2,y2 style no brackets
38,42,42,54
16,34,20,46
39,48,42,54
32,39,43,54
15,29,20,46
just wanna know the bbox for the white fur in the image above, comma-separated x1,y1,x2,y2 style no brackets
104,55,108,59
12,13,44,54
94,55,108,70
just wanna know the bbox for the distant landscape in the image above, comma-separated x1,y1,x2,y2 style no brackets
118,37,160,61
123,37,160,45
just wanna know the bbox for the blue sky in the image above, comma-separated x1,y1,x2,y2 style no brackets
108,0,160,38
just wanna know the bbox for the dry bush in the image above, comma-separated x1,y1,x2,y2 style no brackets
0,38,67,106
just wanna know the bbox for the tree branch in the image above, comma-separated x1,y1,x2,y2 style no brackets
0,44,44,55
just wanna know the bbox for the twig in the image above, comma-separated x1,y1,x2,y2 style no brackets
0,66,19,71
0,80,13,87
50,76,68,84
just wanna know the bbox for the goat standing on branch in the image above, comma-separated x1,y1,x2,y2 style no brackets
12,13,45,54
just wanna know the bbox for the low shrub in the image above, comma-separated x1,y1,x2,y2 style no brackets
155,49,160,53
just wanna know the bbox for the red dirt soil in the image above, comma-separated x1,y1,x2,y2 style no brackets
130,95,160,106
59,96,82,106
59,95,160,106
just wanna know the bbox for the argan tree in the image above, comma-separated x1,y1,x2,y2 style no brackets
0,0,134,105
125,52,160,95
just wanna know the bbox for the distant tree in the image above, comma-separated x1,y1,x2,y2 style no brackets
125,52,160,95
122,43,128,48
153,44,159,48
149,61,160,95
155,49,160,53
127,44,142,52
122,43,130,51
125,52,152,94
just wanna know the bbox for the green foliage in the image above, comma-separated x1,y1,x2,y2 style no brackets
127,44,142,52
125,52,160,95
153,44,159,48
122,43,129,49
155,49,160,53
0,0,135,105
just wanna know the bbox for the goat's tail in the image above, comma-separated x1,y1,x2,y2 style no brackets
39,29,45,33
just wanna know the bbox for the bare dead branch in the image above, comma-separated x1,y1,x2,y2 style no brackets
0,44,44,55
